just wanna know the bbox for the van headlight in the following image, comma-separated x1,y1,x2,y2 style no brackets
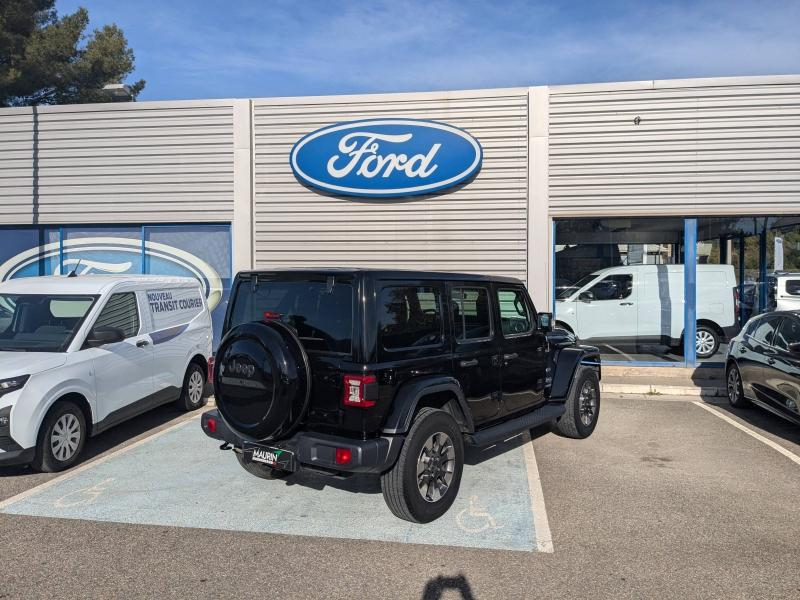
0,375,30,398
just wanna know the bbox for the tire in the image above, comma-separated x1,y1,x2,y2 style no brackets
695,325,720,359
555,366,601,439
31,401,87,473
726,362,750,408
177,363,208,412
235,451,289,480
381,407,464,523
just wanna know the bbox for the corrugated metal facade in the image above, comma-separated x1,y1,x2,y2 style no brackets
548,77,800,216
0,101,235,225
251,89,529,280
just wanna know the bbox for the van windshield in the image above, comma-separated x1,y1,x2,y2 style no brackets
556,273,600,299
0,294,97,352
228,279,354,354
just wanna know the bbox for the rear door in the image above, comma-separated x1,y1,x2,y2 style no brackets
449,284,501,425
494,285,547,415
741,315,782,401
767,316,800,418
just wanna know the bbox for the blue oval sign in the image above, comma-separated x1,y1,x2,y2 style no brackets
290,119,482,198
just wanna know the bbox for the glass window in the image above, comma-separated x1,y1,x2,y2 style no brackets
379,286,442,350
452,287,492,341
786,280,800,296
586,274,632,301
228,280,353,354
497,288,532,336
774,317,800,350
0,294,96,352
94,293,139,339
749,316,780,346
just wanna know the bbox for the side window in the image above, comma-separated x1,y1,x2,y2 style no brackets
497,288,532,337
774,318,800,350
94,293,140,339
587,274,632,301
452,287,492,342
750,316,780,347
379,285,443,350
786,279,800,296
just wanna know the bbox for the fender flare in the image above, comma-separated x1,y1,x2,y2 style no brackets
549,345,601,402
382,375,473,435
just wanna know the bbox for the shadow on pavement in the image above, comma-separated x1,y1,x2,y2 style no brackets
421,574,475,600
0,402,192,478
697,396,800,447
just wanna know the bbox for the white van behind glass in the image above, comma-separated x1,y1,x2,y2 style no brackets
0,275,212,471
555,264,739,359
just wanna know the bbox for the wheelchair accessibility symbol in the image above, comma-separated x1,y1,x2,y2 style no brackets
54,478,115,508
456,495,504,534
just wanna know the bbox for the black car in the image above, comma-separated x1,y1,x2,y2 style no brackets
726,310,800,425
201,269,601,523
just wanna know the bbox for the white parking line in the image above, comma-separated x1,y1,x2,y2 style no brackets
0,414,200,511
692,401,800,467
521,431,554,553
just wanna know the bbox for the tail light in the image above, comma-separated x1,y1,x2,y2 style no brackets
733,287,740,321
335,448,352,465
207,356,215,383
263,311,282,320
343,374,377,408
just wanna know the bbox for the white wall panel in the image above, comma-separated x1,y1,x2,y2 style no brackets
251,89,529,280
0,101,235,225
548,76,800,216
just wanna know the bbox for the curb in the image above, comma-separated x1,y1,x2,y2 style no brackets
600,383,725,397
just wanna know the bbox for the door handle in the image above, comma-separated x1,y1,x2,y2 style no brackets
459,359,479,368
136,339,150,348
619,302,634,306
503,353,518,362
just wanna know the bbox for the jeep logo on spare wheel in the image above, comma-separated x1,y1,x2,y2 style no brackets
289,119,483,198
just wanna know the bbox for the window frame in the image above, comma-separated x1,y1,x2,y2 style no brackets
746,315,782,348
774,316,800,351
587,273,634,302
496,286,535,339
450,285,494,345
378,283,445,352
91,292,141,340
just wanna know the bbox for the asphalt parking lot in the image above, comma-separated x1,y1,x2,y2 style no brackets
1,394,798,599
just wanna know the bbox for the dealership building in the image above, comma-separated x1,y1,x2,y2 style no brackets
1,74,798,365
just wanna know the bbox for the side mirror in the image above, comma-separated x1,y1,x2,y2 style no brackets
788,342,800,354
578,291,594,302
538,312,553,333
85,326,125,347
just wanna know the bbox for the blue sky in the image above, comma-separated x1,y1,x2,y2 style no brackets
58,0,800,101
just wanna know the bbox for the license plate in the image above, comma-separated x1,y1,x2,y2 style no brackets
242,442,295,471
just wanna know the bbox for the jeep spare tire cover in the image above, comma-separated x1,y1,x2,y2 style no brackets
214,320,311,441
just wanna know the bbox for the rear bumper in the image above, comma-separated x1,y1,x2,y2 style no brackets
201,409,404,474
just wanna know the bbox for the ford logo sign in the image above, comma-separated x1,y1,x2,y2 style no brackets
290,119,482,198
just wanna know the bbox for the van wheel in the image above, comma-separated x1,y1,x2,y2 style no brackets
235,451,289,480
555,367,600,439
381,408,464,523
696,326,720,359
177,363,207,412
31,401,87,473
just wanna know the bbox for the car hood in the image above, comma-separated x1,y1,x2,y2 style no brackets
0,351,67,379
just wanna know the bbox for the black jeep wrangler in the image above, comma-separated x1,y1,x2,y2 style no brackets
202,269,600,523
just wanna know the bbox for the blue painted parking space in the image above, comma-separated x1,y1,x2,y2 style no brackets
1,420,542,552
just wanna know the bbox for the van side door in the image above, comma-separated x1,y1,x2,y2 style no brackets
494,285,547,415
576,272,637,343
87,291,154,425
448,284,501,425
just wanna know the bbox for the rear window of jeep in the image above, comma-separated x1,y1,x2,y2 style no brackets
228,280,353,354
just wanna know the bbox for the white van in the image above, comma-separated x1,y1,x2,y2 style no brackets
0,275,212,471
769,272,800,311
556,264,739,358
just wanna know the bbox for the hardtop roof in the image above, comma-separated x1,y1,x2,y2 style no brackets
236,268,525,286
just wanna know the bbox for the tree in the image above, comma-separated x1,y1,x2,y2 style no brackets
0,0,144,106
